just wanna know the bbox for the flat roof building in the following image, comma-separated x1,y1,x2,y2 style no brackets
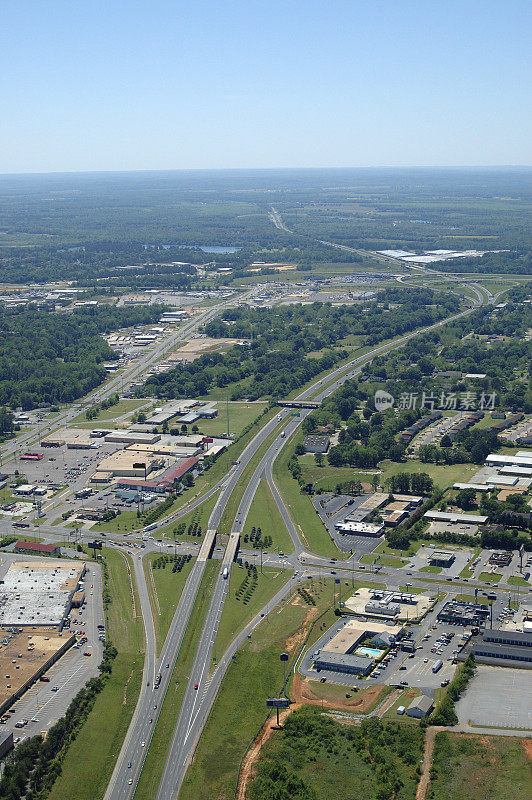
314,652,374,676
424,511,488,525
303,436,330,454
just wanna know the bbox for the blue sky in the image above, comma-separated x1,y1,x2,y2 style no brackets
1,0,530,173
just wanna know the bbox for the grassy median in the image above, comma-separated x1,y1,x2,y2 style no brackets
134,560,219,800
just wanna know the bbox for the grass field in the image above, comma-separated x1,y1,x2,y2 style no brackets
194,401,267,438
243,478,295,554
144,552,196,654
359,553,407,567
48,547,145,800
379,459,479,489
272,435,347,559
218,417,288,537
71,398,148,424
429,731,531,800
134,561,219,800
213,563,291,663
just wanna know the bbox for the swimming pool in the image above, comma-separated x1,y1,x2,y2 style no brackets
356,647,383,658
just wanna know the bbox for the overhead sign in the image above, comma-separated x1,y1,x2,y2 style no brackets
266,698,290,709
88,541,102,550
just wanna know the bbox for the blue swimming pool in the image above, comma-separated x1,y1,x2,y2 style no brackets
356,646,383,658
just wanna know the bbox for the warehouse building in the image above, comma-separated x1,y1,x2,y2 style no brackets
0,559,85,627
334,521,384,536
470,629,532,668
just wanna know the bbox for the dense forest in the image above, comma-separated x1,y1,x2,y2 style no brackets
138,289,460,402
0,304,164,409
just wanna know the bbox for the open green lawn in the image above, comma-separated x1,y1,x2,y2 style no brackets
273,435,347,559
299,461,378,492
71,398,148,424
178,580,340,800
194,401,267,438
134,561,219,800
144,552,196,654
429,731,531,800
420,565,442,573
243,478,295,555
213,563,291,663
379,459,479,490
478,571,503,583
48,547,145,800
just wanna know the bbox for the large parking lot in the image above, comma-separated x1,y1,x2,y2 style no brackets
456,665,532,729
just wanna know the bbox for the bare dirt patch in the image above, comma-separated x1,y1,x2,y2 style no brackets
523,738,532,761
236,704,301,800
284,606,317,653
291,674,386,714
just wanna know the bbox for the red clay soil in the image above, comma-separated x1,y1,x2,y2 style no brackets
236,704,302,800
291,673,386,714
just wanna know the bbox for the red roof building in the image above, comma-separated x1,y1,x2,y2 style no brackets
14,541,60,555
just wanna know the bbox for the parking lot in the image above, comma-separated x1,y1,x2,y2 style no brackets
456,665,532,729
312,494,383,555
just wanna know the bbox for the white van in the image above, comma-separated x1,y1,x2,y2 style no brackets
396,706,406,715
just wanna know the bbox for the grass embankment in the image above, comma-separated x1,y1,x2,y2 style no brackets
178,576,357,800
157,491,220,541
134,561,219,800
47,548,145,800
71,398,149,424
144,552,196,654
213,563,291,663
243,478,295,554
429,731,531,800
272,435,344,559
299,461,378,492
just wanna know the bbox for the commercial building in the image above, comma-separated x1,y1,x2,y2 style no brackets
14,541,60,556
406,695,434,719
303,435,330,454
428,551,455,568
104,431,161,445
424,511,488,525
0,559,85,627
116,456,199,493
13,484,36,496
437,600,489,627
334,521,384,536
314,651,374,676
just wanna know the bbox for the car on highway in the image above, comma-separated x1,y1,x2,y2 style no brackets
194,684,198,690
52,686,59,692
141,741,145,747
